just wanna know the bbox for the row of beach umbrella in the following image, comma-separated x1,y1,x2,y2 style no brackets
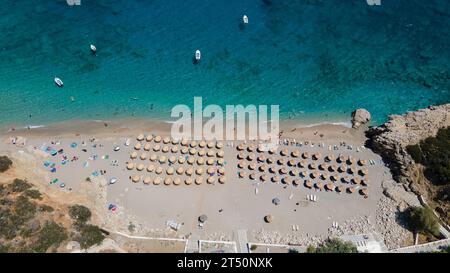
127,163,225,176
128,155,224,167
136,134,224,149
131,175,226,185
131,147,224,158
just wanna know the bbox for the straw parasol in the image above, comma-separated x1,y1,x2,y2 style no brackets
238,172,247,178
319,163,328,171
351,177,361,185
154,136,162,143
197,157,205,165
218,176,226,184
277,158,286,165
359,168,369,176
196,168,204,175
337,154,346,163
325,182,335,191
257,155,266,163
137,164,144,171
329,164,338,172
207,167,215,175
150,154,157,162
310,171,319,179
178,156,186,164
144,143,151,151
247,144,255,152
347,187,355,194
268,148,276,155
249,173,256,180
280,149,288,156
207,158,215,165
304,180,313,189
272,176,280,183
130,152,138,160
181,147,189,154
146,135,153,142
140,153,148,160
164,177,172,185
259,164,267,172
361,179,369,186
155,166,163,174
195,177,203,185
181,138,189,146
315,182,323,190
238,161,246,169
360,188,369,196
279,167,288,175
312,153,322,161
147,164,155,172
134,143,142,150
137,134,145,141
302,152,310,159
237,143,245,151
217,158,224,166
218,168,225,175
300,171,308,178
331,174,339,182
320,173,329,180
186,167,194,176
264,215,273,223
161,146,169,153
166,167,174,175
190,141,198,148
260,174,268,182
176,167,185,175
163,137,170,144
207,141,215,149
336,185,344,193
173,177,181,186
171,138,179,145
288,159,296,167
256,146,264,153
207,176,215,184
153,144,160,152
309,163,317,170
198,149,206,157
159,155,167,164
153,177,161,185
269,167,277,174
126,162,134,170
293,179,301,186
341,176,350,183
143,177,152,185
207,150,215,157
185,177,193,185
131,175,140,183
199,140,206,148
298,160,307,168
187,156,195,165
248,163,257,170
338,165,347,173
325,154,335,162
347,156,356,165
247,153,256,161
348,167,356,175
171,146,179,153
291,150,300,158
266,157,274,164
237,152,245,160
216,142,224,149
290,169,299,177
217,150,224,158
189,148,197,155
358,159,368,166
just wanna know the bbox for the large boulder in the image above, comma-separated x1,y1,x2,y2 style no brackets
351,109,371,129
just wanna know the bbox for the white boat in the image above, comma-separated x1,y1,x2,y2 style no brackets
109,178,118,185
54,77,63,87
195,50,201,61
114,146,120,151
125,138,131,146
243,15,249,24
90,44,97,53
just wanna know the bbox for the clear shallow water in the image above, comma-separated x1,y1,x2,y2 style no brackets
0,0,449,128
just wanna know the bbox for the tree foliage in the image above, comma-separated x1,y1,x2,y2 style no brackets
307,238,358,253
408,206,440,237
69,205,92,225
0,156,12,173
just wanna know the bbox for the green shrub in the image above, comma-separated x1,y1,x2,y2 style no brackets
39,205,54,213
0,156,12,173
69,205,92,226
408,206,440,237
13,195,36,221
0,208,23,239
31,221,68,253
23,189,42,200
9,179,32,193
309,238,358,253
78,224,105,249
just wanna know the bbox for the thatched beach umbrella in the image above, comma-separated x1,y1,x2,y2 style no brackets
137,134,145,141
196,167,204,175
269,167,277,174
171,138,179,145
320,173,329,180
143,177,152,185
153,177,162,185
217,150,224,158
181,147,189,154
347,156,356,165
267,157,274,164
272,176,280,183
176,167,185,175
218,168,225,175
290,169,299,177
150,154,157,162
137,164,145,171
260,174,268,182
279,167,288,175
164,177,172,185
319,163,328,171
174,177,181,186
207,176,215,184
300,171,307,178
207,141,215,149
186,167,194,176
358,159,368,166
310,171,319,179
282,177,291,185
259,164,268,172
280,149,288,157
291,150,300,158
309,163,317,170
247,144,256,152
218,176,226,184
216,142,223,149
237,143,245,151
315,181,323,190
298,160,307,168
130,152,138,160
238,172,247,178
197,157,205,165
336,185,344,193
181,138,189,146
329,164,338,172
268,148,276,155
140,153,148,160
195,177,203,185
304,180,313,189
185,177,193,185
207,167,215,175
325,182,335,191
247,153,256,161
190,141,197,148
248,163,257,170
238,161,246,169
217,158,224,166
347,187,355,194
144,143,151,151
187,156,195,165
351,177,361,185
207,150,215,157
159,155,167,164
153,144,161,152
325,154,335,162
199,140,206,148
189,148,197,155
360,188,369,196
126,162,135,170
288,159,296,167
338,165,347,173
134,142,142,150
166,167,174,175
264,215,273,223
359,168,369,176
257,155,266,163
249,173,256,180
293,179,301,186
237,152,245,160
171,146,179,153
331,174,339,182
198,149,206,157
312,153,322,161
337,154,346,163
361,179,369,186
348,167,356,175
146,135,153,142
178,156,186,164
256,146,264,153
207,158,214,165
341,176,350,184
163,137,170,144
277,158,286,165
154,135,162,143
155,166,163,174
132,175,140,183
302,152,310,159
147,164,155,172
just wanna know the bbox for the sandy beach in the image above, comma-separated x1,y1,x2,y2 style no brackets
0,118,399,251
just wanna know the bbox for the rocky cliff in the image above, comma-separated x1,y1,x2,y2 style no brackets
367,104,450,190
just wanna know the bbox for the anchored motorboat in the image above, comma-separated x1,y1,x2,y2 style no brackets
90,44,97,53
243,15,249,24
54,77,63,87
195,50,201,61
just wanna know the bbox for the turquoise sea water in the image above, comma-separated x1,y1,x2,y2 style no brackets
0,0,449,128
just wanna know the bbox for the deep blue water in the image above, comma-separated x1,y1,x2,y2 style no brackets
0,0,449,127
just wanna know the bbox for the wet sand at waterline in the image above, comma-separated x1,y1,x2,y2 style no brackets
0,119,386,244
